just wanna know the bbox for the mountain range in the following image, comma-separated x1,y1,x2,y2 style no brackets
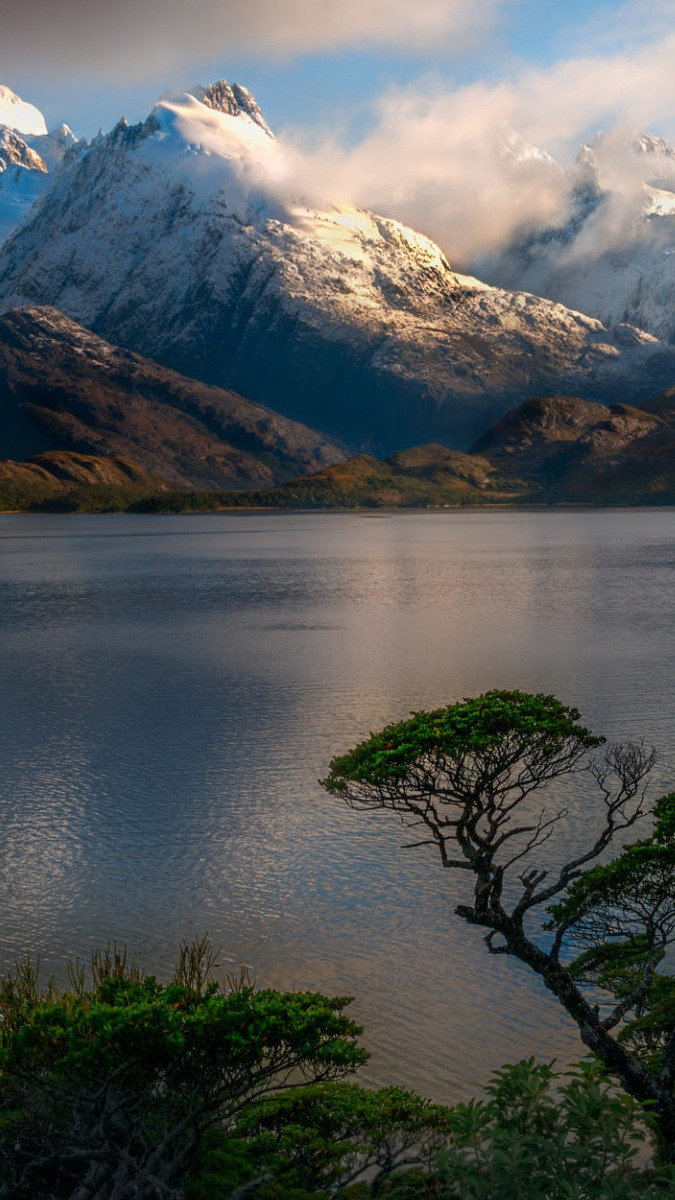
0,81,674,502
0,86,78,244
481,130,675,345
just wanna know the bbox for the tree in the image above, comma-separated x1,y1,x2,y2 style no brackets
437,1058,668,1200
321,690,675,1162
0,939,367,1200
189,1065,667,1199
1,934,671,1199
230,1082,453,1197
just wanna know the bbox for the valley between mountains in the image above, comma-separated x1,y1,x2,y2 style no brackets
1,80,675,509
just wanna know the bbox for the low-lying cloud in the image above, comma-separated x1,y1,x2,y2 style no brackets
7,1,675,275
278,31,675,267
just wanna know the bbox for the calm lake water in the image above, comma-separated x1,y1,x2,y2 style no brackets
1,508,675,1102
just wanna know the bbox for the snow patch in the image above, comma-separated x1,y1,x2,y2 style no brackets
0,86,47,136
140,91,288,207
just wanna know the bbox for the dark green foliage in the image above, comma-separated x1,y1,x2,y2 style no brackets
323,690,602,788
0,941,366,1200
321,692,675,1161
0,479,165,513
1,939,674,1198
438,1059,675,1199
231,1083,453,1196
548,792,675,1071
186,1061,675,1200
0,478,56,511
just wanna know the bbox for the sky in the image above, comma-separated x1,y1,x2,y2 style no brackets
4,0,675,144
3,0,675,265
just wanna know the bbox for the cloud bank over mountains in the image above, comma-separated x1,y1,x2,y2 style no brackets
4,0,675,272
277,27,675,265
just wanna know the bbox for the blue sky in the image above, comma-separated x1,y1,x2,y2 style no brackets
4,0,674,144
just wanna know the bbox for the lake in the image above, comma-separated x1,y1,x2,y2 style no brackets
1,508,674,1102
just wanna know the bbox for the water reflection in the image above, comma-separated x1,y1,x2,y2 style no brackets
0,510,674,1101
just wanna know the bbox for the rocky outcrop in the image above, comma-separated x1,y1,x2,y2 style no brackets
471,392,675,501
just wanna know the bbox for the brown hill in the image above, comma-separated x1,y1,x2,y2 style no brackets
386,444,497,487
471,393,675,502
231,393,675,509
247,446,525,507
0,306,345,489
0,451,159,488
0,450,169,511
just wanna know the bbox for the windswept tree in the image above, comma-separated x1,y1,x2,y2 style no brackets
321,690,675,1161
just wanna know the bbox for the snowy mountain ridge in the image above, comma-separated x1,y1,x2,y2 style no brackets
0,82,674,451
188,80,273,136
0,86,46,137
25,124,79,171
0,128,46,175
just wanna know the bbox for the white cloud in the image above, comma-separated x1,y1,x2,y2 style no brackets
279,31,675,265
0,0,506,81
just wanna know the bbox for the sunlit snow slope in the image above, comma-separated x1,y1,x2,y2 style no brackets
0,86,46,137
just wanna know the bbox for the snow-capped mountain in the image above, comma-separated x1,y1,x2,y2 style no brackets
0,83,673,451
483,130,675,344
24,123,79,172
0,86,80,244
498,125,559,169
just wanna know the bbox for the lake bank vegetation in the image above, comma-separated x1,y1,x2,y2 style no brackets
1,939,673,1200
4,691,675,1196
5,392,675,513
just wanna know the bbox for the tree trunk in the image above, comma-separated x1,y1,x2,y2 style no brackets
462,907,675,1162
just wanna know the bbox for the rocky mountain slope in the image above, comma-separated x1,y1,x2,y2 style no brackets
0,449,161,490
7,385,675,511
0,306,344,488
483,131,675,344
0,83,673,453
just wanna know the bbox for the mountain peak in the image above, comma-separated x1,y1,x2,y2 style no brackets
0,85,47,136
24,124,80,171
0,127,47,174
631,131,675,158
188,81,273,137
498,124,558,167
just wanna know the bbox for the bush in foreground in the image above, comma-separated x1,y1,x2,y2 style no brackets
0,940,366,1199
1,942,674,1198
187,1059,675,1199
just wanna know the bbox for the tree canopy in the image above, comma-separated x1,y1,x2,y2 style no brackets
1,931,673,1196
322,690,675,1162
0,940,366,1200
